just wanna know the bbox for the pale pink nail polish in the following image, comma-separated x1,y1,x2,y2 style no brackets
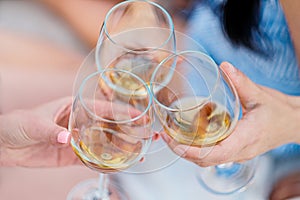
174,146,186,156
57,131,70,144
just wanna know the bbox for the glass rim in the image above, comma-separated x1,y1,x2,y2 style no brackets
150,50,222,112
100,0,175,53
218,65,241,133
78,68,152,124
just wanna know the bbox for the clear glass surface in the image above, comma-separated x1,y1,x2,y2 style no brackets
94,0,180,174
151,50,257,194
67,175,129,200
95,0,176,89
68,68,153,200
72,29,208,175
151,51,240,147
197,159,258,195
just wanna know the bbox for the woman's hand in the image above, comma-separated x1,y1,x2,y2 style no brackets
0,97,157,167
161,62,300,167
0,97,81,167
269,171,300,200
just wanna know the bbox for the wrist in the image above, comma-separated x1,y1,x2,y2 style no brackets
288,95,300,143
295,106,300,144
0,115,4,166
0,114,16,167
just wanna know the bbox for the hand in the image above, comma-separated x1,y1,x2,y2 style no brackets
269,171,300,200
0,97,80,167
161,62,300,167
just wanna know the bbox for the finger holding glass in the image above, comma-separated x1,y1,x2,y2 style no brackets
68,69,153,200
95,0,176,87
151,50,257,194
151,50,240,148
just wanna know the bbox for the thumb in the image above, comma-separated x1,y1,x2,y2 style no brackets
47,125,71,146
29,97,73,145
25,117,71,146
53,127,71,145
220,62,261,109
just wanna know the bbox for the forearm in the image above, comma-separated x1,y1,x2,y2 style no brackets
40,0,121,48
280,0,300,64
287,95,300,143
0,114,14,167
0,31,81,112
0,115,3,166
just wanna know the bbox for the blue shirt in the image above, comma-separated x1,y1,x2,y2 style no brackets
187,0,300,95
186,0,300,159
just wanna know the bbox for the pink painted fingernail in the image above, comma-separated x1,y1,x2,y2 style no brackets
153,132,160,141
57,131,70,144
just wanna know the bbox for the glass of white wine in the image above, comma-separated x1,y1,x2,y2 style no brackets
150,50,257,194
95,0,176,90
67,68,153,200
93,0,179,175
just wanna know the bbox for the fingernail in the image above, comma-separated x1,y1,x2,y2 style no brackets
57,131,70,144
174,146,187,156
161,133,170,143
153,132,160,141
198,147,214,159
223,62,236,74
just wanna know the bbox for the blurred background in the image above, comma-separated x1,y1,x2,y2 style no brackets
0,1,97,199
0,1,193,199
0,0,191,113
0,1,289,200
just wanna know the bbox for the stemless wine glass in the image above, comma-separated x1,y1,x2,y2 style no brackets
67,69,153,200
150,50,257,195
95,0,176,88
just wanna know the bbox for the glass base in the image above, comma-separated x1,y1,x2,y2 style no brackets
67,178,129,200
196,159,258,195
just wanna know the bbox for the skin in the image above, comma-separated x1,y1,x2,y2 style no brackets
0,97,79,167
0,97,152,167
269,171,300,200
161,62,300,166
161,1,300,197
0,0,163,168
39,0,127,48
280,0,300,63
39,0,186,49
0,30,82,113
2,0,299,195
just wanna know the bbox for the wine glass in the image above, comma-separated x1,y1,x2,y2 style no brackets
93,0,178,174
67,68,154,200
150,50,258,195
95,0,176,88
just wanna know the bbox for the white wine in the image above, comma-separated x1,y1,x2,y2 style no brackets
107,69,147,97
104,51,173,97
71,124,151,173
163,97,231,147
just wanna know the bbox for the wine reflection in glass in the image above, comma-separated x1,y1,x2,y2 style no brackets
94,0,178,174
67,69,153,200
151,51,257,195
95,0,176,90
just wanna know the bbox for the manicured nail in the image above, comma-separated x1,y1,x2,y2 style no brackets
223,62,236,74
57,131,70,144
153,132,160,141
174,146,187,156
161,133,170,143
198,147,214,159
